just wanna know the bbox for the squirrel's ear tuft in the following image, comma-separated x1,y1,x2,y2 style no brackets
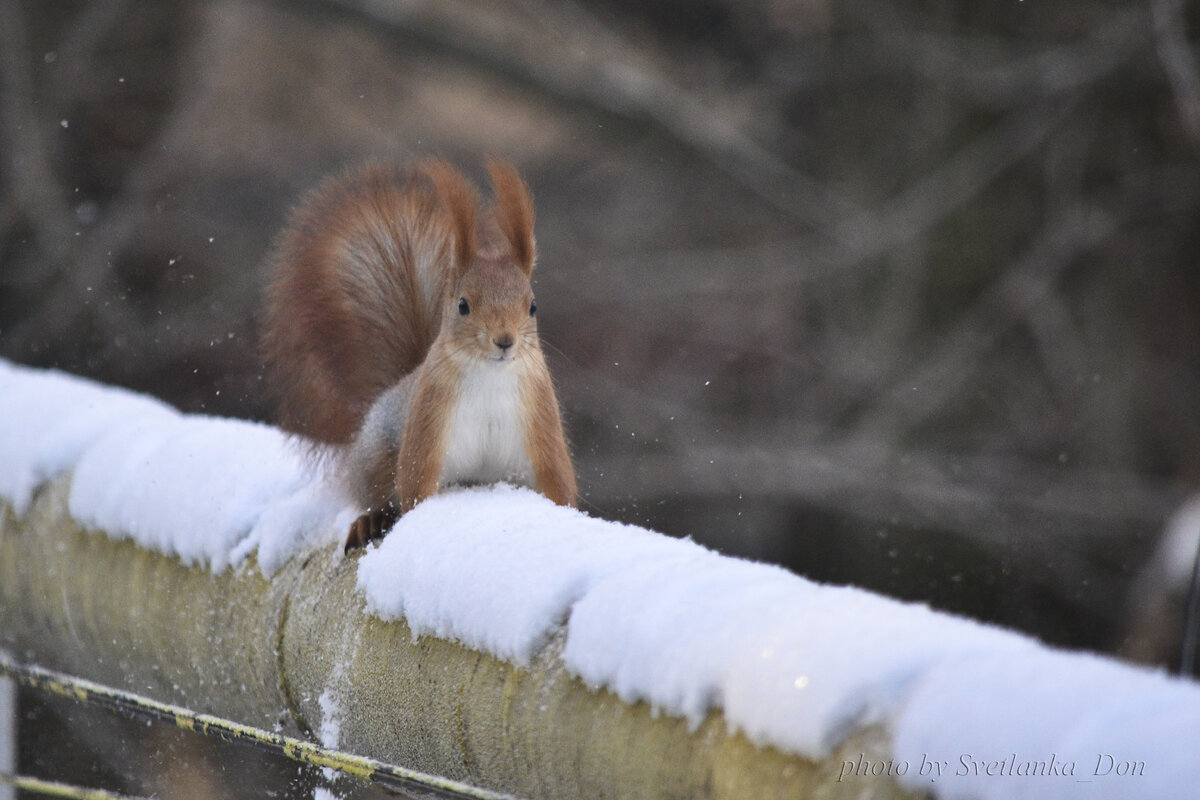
422,158,478,276
487,158,536,276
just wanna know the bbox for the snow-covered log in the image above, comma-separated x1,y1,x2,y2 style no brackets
1,358,1198,800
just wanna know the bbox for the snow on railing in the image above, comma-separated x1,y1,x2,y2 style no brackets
1,358,1198,800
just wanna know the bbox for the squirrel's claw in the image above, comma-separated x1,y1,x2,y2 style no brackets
343,503,399,553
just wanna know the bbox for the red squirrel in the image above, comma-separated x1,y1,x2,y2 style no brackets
262,158,577,551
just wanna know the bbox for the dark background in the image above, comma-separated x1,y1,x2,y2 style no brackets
4,0,1199,673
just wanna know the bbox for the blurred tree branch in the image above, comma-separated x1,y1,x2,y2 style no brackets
0,0,77,266
1151,0,1200,146
315,0,860,228
2,0,1197,654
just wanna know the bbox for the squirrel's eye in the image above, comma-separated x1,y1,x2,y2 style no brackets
529,299,537,316
458,297,470,316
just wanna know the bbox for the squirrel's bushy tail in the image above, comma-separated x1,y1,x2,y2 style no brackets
261,160,478,444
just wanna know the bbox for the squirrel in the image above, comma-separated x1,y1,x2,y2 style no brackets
261,158,577,551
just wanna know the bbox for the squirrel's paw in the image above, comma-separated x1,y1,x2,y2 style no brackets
344,503,399,553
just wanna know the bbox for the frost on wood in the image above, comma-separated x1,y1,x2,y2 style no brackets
1,358,1199,800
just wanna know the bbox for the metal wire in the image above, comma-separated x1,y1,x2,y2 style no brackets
0,773,152,800
0,655,522,800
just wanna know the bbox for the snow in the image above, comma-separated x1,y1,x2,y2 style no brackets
69,414,326,571
317,687,342,749
356,486,703,667
356,486,1038,758
3,358,1200,799
892,649,1200,799
0,359,345,574
0,359,178,515
354,486,1200,799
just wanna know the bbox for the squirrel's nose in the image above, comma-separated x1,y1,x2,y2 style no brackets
493,334,514,351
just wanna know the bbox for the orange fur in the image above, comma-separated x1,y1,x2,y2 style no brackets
423,158,479,275
262,158,576,548
522,357,577,506
394,359,459,514
487,159,536,275
262,160,456,443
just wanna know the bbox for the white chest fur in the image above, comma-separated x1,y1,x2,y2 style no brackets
439,361,534,488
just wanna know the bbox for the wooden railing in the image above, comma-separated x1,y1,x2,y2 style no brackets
0,476,908,800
